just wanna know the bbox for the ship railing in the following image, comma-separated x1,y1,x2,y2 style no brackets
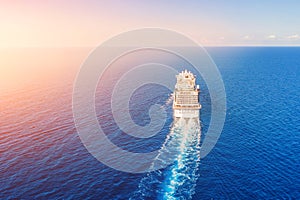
173,104,201,109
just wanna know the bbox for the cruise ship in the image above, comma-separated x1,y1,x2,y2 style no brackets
173,70,201,120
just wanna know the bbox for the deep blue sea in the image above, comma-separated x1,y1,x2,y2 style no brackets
0,47,299,199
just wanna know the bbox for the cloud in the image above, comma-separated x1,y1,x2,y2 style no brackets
243,35,250,40
287,34,299,39
267,34,276,39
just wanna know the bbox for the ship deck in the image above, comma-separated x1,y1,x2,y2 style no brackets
173,104,201,109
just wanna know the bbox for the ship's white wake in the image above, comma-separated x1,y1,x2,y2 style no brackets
130,117,201,200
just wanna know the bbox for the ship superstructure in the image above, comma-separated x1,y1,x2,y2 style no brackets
173,70,201,119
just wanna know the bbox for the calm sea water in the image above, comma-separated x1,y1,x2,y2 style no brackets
0,47,299,199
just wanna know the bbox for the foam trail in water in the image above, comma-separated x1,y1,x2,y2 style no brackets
160,118,201,200
131,117,201,200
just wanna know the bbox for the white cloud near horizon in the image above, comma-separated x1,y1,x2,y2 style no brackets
243,35,250,40
287,34,299,39
267,34,277,39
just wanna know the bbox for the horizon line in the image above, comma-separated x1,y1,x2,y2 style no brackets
1,45,300,49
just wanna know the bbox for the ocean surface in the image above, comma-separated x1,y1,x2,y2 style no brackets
0,47,299,199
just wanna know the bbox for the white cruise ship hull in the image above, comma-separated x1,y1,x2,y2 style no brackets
172,70,201,120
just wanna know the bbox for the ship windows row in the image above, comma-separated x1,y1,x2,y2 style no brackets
175,95,198,104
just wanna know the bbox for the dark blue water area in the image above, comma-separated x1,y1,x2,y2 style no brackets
0,47,299,199
195,47,300,199
96,82,173,153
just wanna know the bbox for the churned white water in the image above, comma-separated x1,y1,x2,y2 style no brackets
131,117,201,200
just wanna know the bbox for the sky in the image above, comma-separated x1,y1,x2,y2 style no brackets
1,0,300,47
